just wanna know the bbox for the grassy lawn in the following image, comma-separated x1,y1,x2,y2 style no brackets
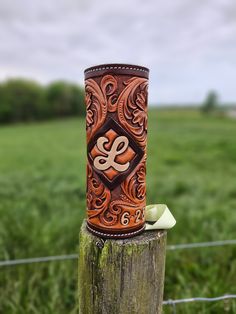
0,109,236,313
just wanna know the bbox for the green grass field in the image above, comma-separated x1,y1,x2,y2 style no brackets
0,109,236,313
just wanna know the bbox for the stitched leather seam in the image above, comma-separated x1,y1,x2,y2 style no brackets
85,66,149,74
87,224,145,238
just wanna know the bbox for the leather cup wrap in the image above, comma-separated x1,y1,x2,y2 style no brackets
84,63,149,239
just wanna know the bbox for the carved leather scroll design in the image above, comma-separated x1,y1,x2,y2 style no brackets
117,78,148,147
87,163,122,226
85,79,107,143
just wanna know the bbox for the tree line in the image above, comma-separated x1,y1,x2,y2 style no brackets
0,79,85,124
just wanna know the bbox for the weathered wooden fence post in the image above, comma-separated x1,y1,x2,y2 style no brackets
78,220,167,314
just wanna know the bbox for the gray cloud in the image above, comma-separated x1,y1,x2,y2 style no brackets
0,0,235,103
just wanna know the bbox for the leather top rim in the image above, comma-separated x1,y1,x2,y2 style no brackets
84,63,149,79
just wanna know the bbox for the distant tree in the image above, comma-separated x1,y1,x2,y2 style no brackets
201,91,218,114
0,78,85,124
46,81,85,118
0,79,44,123
70,84,86,116
0,84,12,122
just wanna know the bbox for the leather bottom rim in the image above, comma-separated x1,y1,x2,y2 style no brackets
86,223,146,239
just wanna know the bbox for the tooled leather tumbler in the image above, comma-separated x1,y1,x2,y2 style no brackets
84,63,149,238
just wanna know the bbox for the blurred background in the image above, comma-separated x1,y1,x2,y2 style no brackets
0,0,236,313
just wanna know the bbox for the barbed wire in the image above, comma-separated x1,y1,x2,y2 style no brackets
167,239,236,250
163,294,236,305
0,254,78,267
1,244,236,312
163,295,236,314
0,238,236,267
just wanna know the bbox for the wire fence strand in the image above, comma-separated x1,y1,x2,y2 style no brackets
0,254,78,267
167,239,236,250
163,294,236,305
1,241,236,309
1,238,236,267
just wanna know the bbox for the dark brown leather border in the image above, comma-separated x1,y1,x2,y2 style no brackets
87,221,146,239
84,63,149,80
87,219,145,233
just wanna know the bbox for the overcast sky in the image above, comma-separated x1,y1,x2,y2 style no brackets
0,0,235,104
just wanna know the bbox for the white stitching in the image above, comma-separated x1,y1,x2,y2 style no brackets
85,66,149,74
86,224,145,238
